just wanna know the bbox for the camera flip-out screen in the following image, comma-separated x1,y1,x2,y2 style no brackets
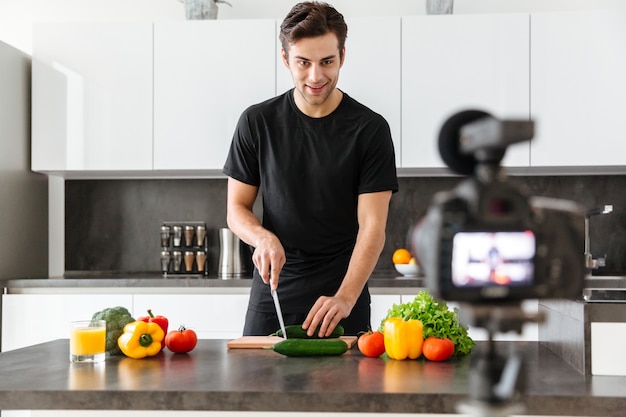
451,231,535,288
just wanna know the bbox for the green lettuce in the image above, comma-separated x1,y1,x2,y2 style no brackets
379,290,475,356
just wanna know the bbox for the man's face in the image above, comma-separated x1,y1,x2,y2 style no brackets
282,32,345,116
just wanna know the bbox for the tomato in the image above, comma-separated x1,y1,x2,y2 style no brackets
165,325,198,353
357,330,385,358
422,337,454,361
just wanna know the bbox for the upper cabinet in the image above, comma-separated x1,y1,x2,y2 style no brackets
276,17,402,168
32,22,153,172
30,13,626,177
530,10,626,168
153,20,276,170
401,14,530,169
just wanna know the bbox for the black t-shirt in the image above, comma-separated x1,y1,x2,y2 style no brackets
223,89,398,314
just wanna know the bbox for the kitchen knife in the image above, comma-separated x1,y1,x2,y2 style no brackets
271,288,287,339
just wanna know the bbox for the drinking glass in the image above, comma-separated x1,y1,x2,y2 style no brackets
69,320,106,363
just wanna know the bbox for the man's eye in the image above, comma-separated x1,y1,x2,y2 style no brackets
323,60,333,65
298,61,309,67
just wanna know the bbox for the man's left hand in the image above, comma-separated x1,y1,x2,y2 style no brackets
302,295,352,337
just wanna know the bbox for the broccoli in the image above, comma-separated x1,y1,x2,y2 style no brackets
91,306,135,356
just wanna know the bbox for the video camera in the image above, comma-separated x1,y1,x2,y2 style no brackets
413,110,586,303
411,110,587,416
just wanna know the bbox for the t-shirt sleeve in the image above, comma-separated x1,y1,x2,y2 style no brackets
358,115,399,195
222,109,261,187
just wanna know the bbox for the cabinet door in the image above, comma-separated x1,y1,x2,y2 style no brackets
31,22,153,172
154,20,276,170
530,10,626,167
276,17,402,168
1,294,133,351
133,294,249,339
370,294,400,331
402,14,530,169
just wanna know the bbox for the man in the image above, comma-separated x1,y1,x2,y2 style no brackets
222,1,398,337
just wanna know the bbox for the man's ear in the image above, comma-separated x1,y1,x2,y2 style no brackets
281,48,289,68
339,47,346,68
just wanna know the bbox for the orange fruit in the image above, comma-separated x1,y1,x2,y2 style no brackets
392,248,412,264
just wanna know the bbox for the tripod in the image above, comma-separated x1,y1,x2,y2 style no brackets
455,303,544,417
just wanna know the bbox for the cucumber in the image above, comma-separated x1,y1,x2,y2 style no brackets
272,338,349,357
273,324,345,339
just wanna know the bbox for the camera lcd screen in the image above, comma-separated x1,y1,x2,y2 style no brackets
451,231,535,288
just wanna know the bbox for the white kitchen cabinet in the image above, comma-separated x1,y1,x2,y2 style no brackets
31,22,153,172
134,293,390,338
1,294,133,351
370,294,400,331
401,14,530,169
530,10,626,168
0,291,398,352
276,17,402,168
153,20,276,170
133,294,249,339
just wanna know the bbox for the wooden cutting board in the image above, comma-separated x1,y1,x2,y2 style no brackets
227,335,358,349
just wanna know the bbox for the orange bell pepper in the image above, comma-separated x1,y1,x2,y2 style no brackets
383,317,423,360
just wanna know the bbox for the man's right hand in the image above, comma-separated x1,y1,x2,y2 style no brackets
226,177,286,290
252,234,286,291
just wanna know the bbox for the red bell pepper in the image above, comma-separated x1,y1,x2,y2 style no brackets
137,309,169,351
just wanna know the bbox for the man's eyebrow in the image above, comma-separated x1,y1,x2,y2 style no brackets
293,54,337,62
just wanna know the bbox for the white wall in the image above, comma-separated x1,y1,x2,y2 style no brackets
1,0,626,54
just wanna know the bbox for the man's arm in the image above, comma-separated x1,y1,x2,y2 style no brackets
303,189,393,337
226,177,285,290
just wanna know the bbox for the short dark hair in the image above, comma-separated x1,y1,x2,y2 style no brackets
279,2,348,59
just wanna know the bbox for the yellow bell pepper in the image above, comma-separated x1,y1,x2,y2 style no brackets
118,321,164,359
383,317,423,360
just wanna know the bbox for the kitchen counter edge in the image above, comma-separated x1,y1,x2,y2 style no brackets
0,339,625,415
1,274,424,295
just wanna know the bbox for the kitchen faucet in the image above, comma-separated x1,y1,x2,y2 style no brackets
584,204,613,270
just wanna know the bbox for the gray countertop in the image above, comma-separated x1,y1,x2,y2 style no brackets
1,271,425,294
3,273,623,293
0,339,625,414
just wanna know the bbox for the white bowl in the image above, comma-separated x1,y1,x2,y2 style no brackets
394,263,420,277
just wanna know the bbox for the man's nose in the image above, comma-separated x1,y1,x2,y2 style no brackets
307,64,323,82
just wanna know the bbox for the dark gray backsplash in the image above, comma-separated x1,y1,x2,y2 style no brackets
65,175,626,276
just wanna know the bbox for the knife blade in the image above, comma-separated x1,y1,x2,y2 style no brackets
271,288,287,339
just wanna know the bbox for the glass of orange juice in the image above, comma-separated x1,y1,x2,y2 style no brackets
69,320,106,363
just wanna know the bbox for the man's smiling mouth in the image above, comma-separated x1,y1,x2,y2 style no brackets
307,84,326,92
